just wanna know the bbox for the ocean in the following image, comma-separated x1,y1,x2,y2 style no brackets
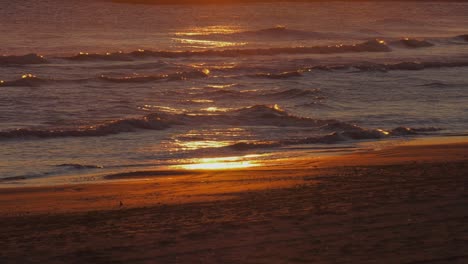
1,0,468,185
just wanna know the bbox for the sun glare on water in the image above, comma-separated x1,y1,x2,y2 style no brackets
178,155,262,170
174,25,247,48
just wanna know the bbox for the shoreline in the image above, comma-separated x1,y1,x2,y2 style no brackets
1,134,467,189
1,137,468,263
1,136,468,215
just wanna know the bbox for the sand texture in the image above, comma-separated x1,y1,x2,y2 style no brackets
1,141,468,263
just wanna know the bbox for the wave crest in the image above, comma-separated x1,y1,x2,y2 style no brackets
0,74,50,87
0,113,177,139
249,71,303,79
99,69,210,83
0,105,442,141
226,126,443,151
391,38,434,48
456,34,468,41
64,40,390,62
0,54,47,65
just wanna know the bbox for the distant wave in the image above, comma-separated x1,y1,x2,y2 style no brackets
0,74,89,87
0,70,209,87
374,18,427,27
99,69,210,83
196,88,321,101
182,26,336,40
3,59,468,89
1,34,465,67
304,60,468,73
0,105,442,142
237,26,326,39
248,71,303,79
352,61,468,72
0,54,48,65
0,74,50,87
390,38,434,48
419,82,448,87
262,88,321,99
63,40,391,62
456,34,468,42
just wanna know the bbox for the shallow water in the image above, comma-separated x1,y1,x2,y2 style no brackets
1,0,468,184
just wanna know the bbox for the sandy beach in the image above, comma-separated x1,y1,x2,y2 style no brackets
1,138,467,263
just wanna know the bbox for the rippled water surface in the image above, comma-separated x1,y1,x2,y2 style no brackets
1,0,468,184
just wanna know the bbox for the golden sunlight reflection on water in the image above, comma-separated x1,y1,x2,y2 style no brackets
174,25,247,48
175,140,233,151
175,25,242,36
177,154,262,170
174,127,248,151
173,38,247,49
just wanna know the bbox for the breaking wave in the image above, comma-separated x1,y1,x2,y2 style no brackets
1,34,465,68
227,126,443,150
0,105,443,152
0,74,89,87
0,74,51,87
0,53,48,65
0,113,178,139
63,40,390,62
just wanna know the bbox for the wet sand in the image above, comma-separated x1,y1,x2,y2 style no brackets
1,139,468,263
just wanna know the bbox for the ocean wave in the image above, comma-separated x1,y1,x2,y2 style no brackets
390,38,434,48
237,26,326,39
218,57,468,75
248,71,303,79
0,113,177,139
0,104,331,140
0,74,89,87
375,18,427,27
0,53,48,65
193,88,320,100
304,60,468,73
56,163,104,169
365,61,468,71
227,126,443,151
63,40,390,62
99,69,210,83
262,88,321,99
456,34,468,42
0,105,442,140
419,82,447,87
184,26,334,40
0,74,50,87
